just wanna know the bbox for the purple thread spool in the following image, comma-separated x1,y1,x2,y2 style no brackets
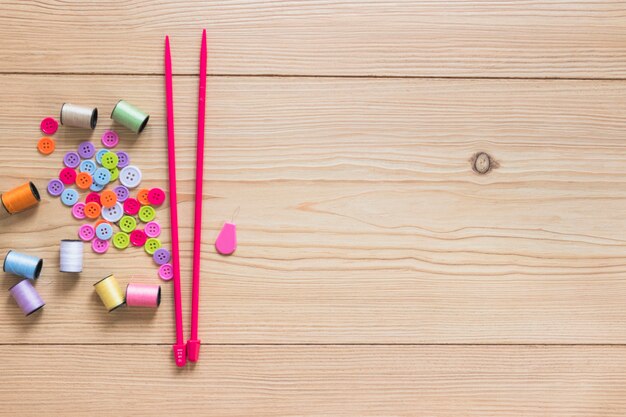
9,280,45,316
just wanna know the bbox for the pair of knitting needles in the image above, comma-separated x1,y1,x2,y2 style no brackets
165,30,206,367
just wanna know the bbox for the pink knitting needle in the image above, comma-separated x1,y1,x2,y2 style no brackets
165,36,186,367
187,29,206,362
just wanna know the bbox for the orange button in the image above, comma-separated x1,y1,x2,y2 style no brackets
84,201,101,219
75,172,93,190
37,137,55,155
100,190,118,208
136,188,150,205
95,219,112,227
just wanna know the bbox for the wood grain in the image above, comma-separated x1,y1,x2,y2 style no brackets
2,75,626,343
2,1,626,78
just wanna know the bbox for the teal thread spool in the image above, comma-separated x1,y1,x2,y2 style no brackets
3,250,43,280
111,100,150,134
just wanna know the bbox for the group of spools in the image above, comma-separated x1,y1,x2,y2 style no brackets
2,100,162,316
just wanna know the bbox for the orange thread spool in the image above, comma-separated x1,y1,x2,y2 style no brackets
1,182,40,215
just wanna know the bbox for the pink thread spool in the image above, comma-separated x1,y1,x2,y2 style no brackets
125,283,161,308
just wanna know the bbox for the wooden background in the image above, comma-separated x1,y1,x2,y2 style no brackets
2,1,626,415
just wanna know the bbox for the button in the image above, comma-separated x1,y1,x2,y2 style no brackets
63,151,81,168
95,149,109,165
47,179,64,196
75,172,93,190
95,223,113,240
90,182,105,192
93,168,111,186
130,229,147,246
158,263,174,281
92,238,109,254
144,238,162,255
78,224,95,241
112,232,130,249
119,216,137,233
101,151,119,169
101,130,119,148
38,137,56,155
101,202,123,222
116,151,130,168
40,117,59,135
108,167,119,182
59,167,77,185
100,190,118,208
84,201,101,219
85,192,101,206
77,141,96,159
153,248,171,265
148,188,166,206
61,188,79,206
144,221,161,237
123,198,140,215
95,219,111,228
79,160,97,174
137,188,150,205
119,166,142,188
114,186,129,202
138,206,156,222
72,202,86,219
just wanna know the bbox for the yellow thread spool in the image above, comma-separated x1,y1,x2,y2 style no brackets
1,182,40,215
93,275,125,312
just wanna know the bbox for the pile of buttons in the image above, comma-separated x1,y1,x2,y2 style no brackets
42,124,173,281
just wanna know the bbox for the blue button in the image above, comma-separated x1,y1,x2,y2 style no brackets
93,167,111,186
90,182,105,192
79,159,97,174
95,223,114,240
96,149,109,165
61,188,79,206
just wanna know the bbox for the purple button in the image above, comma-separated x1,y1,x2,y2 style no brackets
47,179,64,196
78,224,95,241
101,130,119,148
72,202,86,219
78,141,96,159
158,263,174,281
92,238,109,254
116,151,130,168
63,151,81,168
113,185,129,202
153,248,171,265
144,221,161,238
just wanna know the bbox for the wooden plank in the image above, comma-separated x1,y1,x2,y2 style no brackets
2,1,626,77
2,75,626,343
1,345,625,416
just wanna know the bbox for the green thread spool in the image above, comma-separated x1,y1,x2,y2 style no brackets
111,100,150,134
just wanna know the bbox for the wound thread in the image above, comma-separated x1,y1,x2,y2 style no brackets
111,100,149,133
9,279,45,316
60,103,98,129
125,283,161,308
1,182,40,215
3,250,43,280
59,240,83,273
93,274,125,312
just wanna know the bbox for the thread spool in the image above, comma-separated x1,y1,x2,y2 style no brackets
1,182,40,215
111,100,149,133
59,240,83,273
9,279,45,316
60,103,98,129
4,250,43,280
94,274,125,312
125,283,161,308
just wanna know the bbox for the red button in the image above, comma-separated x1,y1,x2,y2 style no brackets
85,192,101,206
40,117,59,135
129,229,147,246
59,167,77,185
148,188,166,206
123,198,140,215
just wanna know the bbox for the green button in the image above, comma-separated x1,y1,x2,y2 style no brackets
144,238,162,255
119,215,137,233
113,232,130,249
138,205,156,222
108,167,119,182
101,151,119,169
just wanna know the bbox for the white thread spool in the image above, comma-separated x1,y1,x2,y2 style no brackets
59,240,83,273
60,103,98,129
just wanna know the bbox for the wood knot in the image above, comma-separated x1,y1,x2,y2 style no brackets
471,152,497,174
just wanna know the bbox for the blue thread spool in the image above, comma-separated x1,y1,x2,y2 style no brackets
3,250,43,280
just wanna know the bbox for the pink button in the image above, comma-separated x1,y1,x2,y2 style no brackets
72,202,86,220
92,238,109,254
59,167,77,185
78,224,95,241
130,229,147,247
147,188,166,206
101,130,119,148
85,192,101,206
144,221,161,238
123,198,140,215
40,117,59,135
158,263,174,281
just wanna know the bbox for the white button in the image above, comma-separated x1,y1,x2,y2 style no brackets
101,202,124,222
119,166,142,188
